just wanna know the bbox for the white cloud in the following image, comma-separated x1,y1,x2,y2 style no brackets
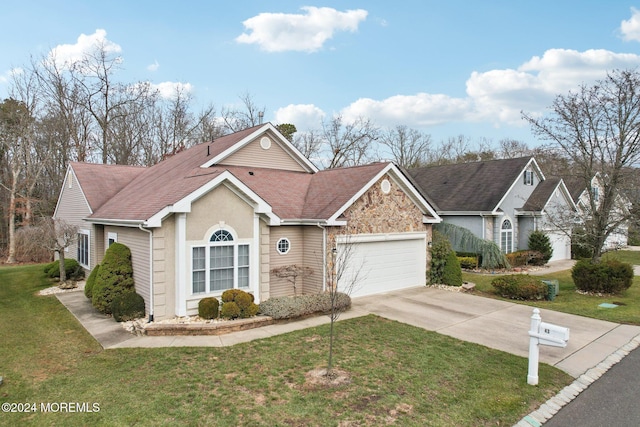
152,82,194,99
338,48,640,130
48,29,122,69
342,93,473,127
236,6,368,52
147,60,160,72
620,7,640,42
274,104,325,130
0,67,23,85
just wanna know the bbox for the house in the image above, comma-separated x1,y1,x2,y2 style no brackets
408,157,576,261
54,123,441,321
562,174,630,249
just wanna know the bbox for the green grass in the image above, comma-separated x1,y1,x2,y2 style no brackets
0,264,572,426
463,250,640,325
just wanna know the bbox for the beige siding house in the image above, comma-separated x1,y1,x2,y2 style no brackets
54,123,441,321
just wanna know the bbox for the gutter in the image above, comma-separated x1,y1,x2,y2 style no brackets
316,223,327,292
138,224,154,322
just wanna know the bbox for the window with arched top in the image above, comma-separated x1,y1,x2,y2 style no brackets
192,228,249,294
501,219,513,254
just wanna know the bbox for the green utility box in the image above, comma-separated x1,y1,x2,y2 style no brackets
542,280,559,301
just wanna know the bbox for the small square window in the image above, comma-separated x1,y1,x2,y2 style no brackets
276,238,290,255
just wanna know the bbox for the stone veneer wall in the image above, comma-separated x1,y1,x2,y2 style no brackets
326,174,432,278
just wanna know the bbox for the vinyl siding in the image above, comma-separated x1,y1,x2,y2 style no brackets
221,134,307,172
152,216,175,320
302,226,324,294
268,226,305,297
53,169,95,268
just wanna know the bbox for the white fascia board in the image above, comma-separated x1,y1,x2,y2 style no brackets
336,231,427,244
146,171,281,228
84,218,146,227
199,123,318,173
439,211,500,216
327,163,442,224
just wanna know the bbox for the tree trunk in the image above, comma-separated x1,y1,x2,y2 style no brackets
6,179,17,264
58,249,67,284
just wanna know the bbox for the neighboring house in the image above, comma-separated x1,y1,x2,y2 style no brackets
409,157,576,262
562,174,630,249
54,123,441,321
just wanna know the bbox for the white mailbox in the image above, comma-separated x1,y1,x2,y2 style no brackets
537,321,570,348
527,308,570,385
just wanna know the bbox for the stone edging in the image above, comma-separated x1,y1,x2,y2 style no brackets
515,333,640,426
144,315,277,336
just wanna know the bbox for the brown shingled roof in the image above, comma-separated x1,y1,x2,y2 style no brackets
70,162,146,212
520,177,562,211
409,157,533,211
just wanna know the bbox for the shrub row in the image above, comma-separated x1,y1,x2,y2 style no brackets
571,259,633,294
491,275,548,300
221,289,259,319
259,292,352,320
44,259,85,281
457,256,478,269
505,250,546,267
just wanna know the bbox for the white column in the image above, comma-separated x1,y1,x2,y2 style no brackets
175,213,187,317
252,214,260,303
527,308,541,385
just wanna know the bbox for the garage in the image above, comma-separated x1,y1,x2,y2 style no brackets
336,232,427,298
546,231,571,262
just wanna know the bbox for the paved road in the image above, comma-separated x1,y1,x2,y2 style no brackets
544,346,640,427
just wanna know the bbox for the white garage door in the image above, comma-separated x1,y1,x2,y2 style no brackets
337,233,427,298
547,231,571,262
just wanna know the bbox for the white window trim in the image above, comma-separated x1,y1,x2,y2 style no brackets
500,219,514,254
190,227,251,296
276,237,291,255
77,229,90,268
524,170,534,186
107,232,118,247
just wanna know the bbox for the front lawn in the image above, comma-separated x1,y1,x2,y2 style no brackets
463,250,640,325
0,264,571,426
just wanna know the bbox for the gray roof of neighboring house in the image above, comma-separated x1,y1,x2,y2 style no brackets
520,177,562,211
408,157,533,212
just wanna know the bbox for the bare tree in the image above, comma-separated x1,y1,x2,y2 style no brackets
35,218,78,285
523,69,640,261
499,138,532,159
324,232,367,374
323,115,379,168
220,92,266,133
380,125,432,168
292,129,323,160
270,265,314,296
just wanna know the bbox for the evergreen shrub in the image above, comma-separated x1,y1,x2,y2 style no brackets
220,289,258,319
259,292,351,320
198,297,220,319
528,231,553,265
571,259,633,294
92,243,135,314
111,291,145,322
84,264,100,299
442,251,463,286
44,259,85,280
491,275,548,300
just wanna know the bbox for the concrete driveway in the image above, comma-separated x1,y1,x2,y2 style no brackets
352,286,640,378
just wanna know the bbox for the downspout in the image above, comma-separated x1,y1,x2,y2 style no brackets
139,224,154,322
316,223,327,292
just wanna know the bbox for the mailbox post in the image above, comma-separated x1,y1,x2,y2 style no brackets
527,308,569,385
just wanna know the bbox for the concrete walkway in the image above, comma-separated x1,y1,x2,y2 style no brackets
56,260,640,379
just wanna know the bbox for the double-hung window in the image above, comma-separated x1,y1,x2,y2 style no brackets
192,229,250,294
524,170,534,186
500,219,513,254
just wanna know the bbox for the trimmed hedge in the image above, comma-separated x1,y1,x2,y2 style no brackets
458,256,478,269
571,259,634,294
491,275,548,300
111,291,146,322
92,243,135,315
505,250,545,267
198,297,220,320
84,264,100,299
259,292,351,320
44,259,85,281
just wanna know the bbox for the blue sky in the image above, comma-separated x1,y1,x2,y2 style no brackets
2,1,640,146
